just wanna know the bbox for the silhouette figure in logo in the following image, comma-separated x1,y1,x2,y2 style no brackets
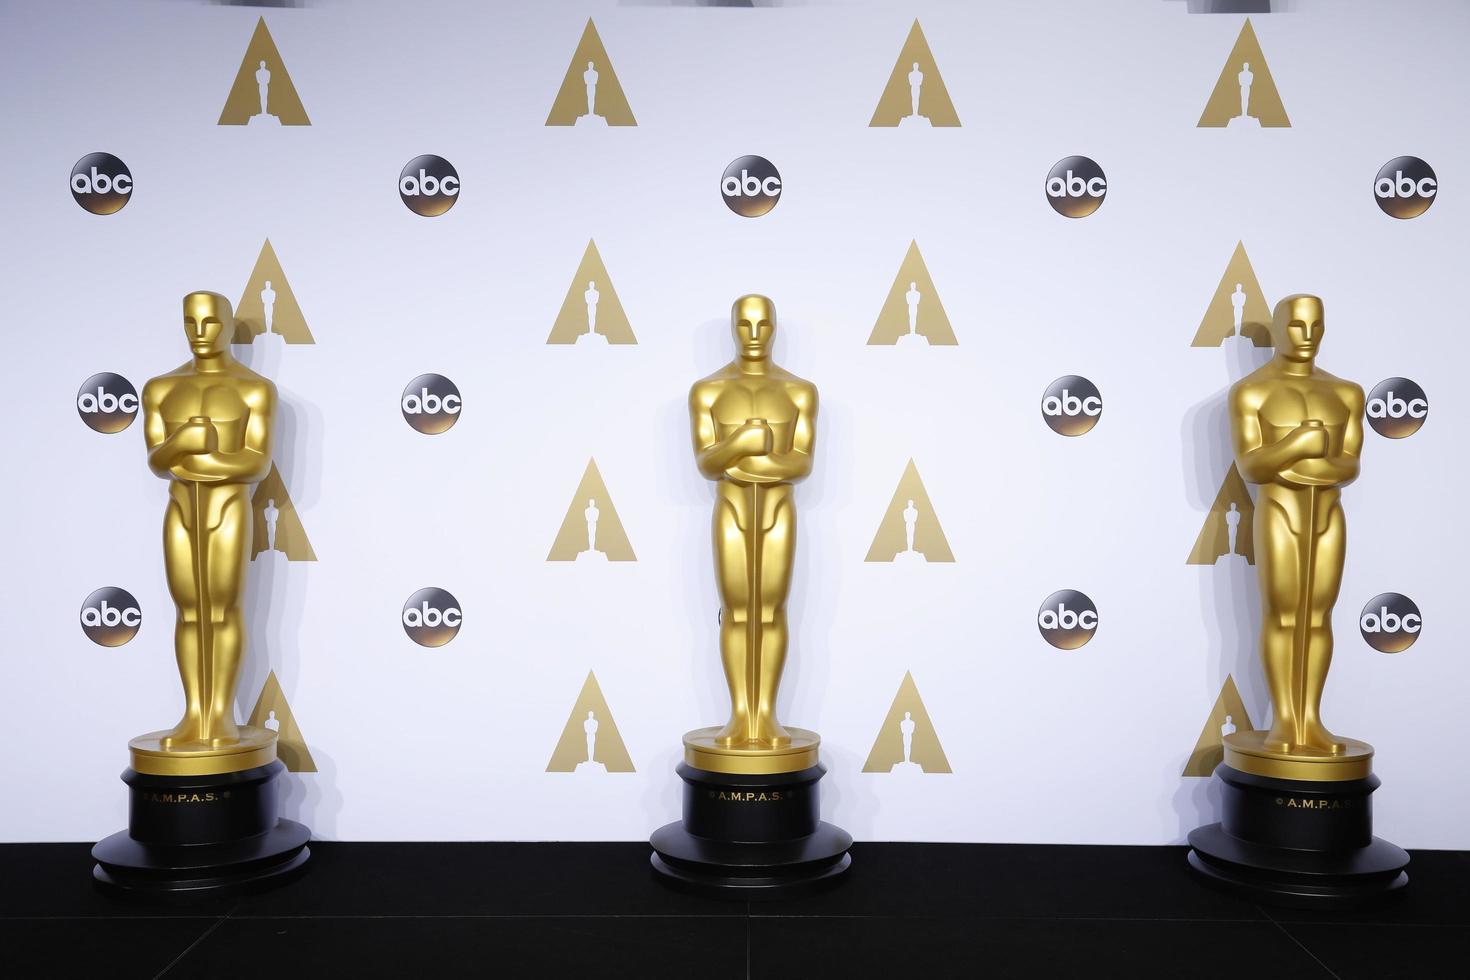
583,61,599,118
1237,62,1254,120
903,499,920,555
577,279,606,345
1225,501,1241,559
909,63,925,116
260,280,277,336
265,709,280,733
263,497,280,553
906,281,922,336
890,709,922,773
255,60,272,117
1230,283,1247,338
1221,713,1237,738
584,709,599,763
574,497,606,561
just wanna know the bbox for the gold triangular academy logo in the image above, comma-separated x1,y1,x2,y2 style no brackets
868,240,957,346
234,239,315,345
866,459,954,562
547,458,636,561
1183,674,1255,777
870,20,960,127
546,19,636,127
1197,19,1289,128
863,671,952,773
546,671,635,773
547,240,636,345
1186,464,1254,565
247,670,317,772
251,464,316,561
219,18,310,126
1191,241,1270,348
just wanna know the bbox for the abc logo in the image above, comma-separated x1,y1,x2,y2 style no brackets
1359,593,1421,653
1041,375,1103,436
402,587,462,647
1365,378,1427,439
399,155,461,217
80,587,142,647
70,152,133,215
1037,590,1098,650
721,155,782,218
1045,156,1106,218
1374,157,1436,219
76,373,139,433
401,374,462,434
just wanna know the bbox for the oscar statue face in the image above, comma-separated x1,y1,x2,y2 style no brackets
183,291,234,359
732,294,776,361
1272,294,1324,364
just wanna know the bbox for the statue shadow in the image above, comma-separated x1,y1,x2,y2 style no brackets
231,346,339,837
1171,341,1272,839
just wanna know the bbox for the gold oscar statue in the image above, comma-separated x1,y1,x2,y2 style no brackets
685,293,820,772
94,292,309,899
1189,294,1407,907
1224,294,1369,780
133,291,279,776
651,295,850,897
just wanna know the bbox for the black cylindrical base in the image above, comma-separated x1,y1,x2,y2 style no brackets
650,762,852,900
92,761,310,903
1187,764,1408,909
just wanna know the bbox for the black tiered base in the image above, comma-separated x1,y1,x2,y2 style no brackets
1188,764,1408,909
650,762,851,899
92,761,310,902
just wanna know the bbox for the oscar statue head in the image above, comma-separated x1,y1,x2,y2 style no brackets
1270,294,1325,365
731,294,776,362
182,291,236,360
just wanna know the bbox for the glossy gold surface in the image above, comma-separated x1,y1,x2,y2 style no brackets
135,292,279,776
1228,294,1369,776
684,728,820,775
1224,731,1372,782
686,295,819,774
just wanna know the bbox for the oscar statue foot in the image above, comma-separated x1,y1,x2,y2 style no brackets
92,761,310,903
650,763,851,900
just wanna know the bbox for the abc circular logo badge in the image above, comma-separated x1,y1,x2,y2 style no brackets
399,155,460,217
1374,157,1436,219
403,588,462,647
80,587,141,646
1041,376,1102,436
401,374,462,434
1038,590,1098,650
1365,378,1427,439
70,152,133,215
77,373,139,433
1045,156,1106,218
721,155,782,218
1359,593,1421,653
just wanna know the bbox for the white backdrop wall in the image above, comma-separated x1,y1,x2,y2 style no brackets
2,0,1466,846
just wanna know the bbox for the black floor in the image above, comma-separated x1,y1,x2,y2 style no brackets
1,843,1465,979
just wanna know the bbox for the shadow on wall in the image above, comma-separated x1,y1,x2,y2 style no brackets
230,340,342,836
1171,340,1272,837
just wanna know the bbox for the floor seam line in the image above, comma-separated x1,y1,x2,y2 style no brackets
152,914,229,980
1264,913,1343,980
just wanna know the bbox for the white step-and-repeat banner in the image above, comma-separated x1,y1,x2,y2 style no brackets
3,0,1465,846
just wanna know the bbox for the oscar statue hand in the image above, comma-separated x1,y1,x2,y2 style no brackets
1285,420,1327,460
169,417,219,456
732,419,773,459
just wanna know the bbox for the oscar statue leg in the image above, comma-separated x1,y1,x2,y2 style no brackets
1255,499,1300,752
753,493,794,746
712,497,752,745
160,500,202,747
202,493,250,747
1301,503,1345,753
